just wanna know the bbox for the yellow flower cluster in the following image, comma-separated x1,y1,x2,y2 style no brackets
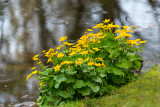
61,61,73,65
127,39,147,46
28,19,146,79
115,29,132,40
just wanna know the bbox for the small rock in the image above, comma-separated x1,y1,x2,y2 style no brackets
21,95,28,99
13,102,35,107
4,85,8,88
0,104,5,107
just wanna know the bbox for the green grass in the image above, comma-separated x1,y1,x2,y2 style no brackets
59,65,160,107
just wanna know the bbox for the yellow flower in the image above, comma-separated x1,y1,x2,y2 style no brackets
26,70,38,80
114,25,121,28
140,40,147,44
97,57,104,62
47,57,51,63
31,67,36,70
61,61,66,65
42,50,46,53
126,30,132,33
26,74,31,80
84,58,89,62
127,40,138,45
54,64,61,71
94,63,101,66
90,38,96,43
75,61,83,65
69,51,77,56
107,23,115,29
97,40,101,43
78,58,83,61
115,29,122,33
93,48,100,51
89,49,94,53
103,19,110,23
68,66,71,68
57,53,65,58
135,39,141,42
32,70,38,74
82,44,89,48
65,61,73,64
39,82,42,87
80,51,88,55
59,36,67,41
37,61,42,64
92,23,103,29
87,61,94,66
49,48,55,52
86,29,93,32
102,62,106,68
67,43,74,46
56,45,64,50
123,26,130,29
33,54,39,61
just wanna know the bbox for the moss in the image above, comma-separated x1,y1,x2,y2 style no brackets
59,65,160,107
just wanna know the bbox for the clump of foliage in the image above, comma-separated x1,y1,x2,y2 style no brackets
59,65,160,107
26,19,146,106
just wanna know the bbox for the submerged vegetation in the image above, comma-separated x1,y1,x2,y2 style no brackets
26,19,146,106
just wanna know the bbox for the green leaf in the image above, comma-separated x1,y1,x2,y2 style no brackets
56,91,71,98
88,67,95,71
46,95,52,103
56,74,67,83
110,67,124,76
102,39,119,49
73,80,86,89
53,97,62,106
66,86,75,95
48,79,54,88
66,76,74,83
96,53,106,59
127,53,142,61
116,58,132,69
108,85,117,91
133,60,142,71
108,48,120,59
112,75,125,84
87,82,100,92
65,66,77,75
92,76,102,83
78,87,91,96
55,83,60,89
98,69,107,78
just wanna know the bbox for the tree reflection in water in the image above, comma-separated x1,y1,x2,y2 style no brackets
0,0,159,105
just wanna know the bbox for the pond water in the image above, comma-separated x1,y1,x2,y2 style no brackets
0,0,160,106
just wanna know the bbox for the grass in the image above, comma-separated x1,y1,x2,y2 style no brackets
58,65,160,107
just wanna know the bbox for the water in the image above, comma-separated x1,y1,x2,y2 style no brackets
0,0,159,105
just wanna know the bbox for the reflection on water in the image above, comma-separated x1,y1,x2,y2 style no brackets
0,0,159,105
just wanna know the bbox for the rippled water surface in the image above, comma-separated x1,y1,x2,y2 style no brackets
0,0,160,105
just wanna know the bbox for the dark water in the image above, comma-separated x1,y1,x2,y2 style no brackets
0,0,159,105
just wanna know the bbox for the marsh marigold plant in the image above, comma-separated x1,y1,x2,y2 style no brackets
27,19,146,106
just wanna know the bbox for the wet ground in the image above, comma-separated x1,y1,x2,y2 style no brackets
0,0,160,106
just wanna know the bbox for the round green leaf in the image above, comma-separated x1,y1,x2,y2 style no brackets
78,87,91,96
73,80,86,89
